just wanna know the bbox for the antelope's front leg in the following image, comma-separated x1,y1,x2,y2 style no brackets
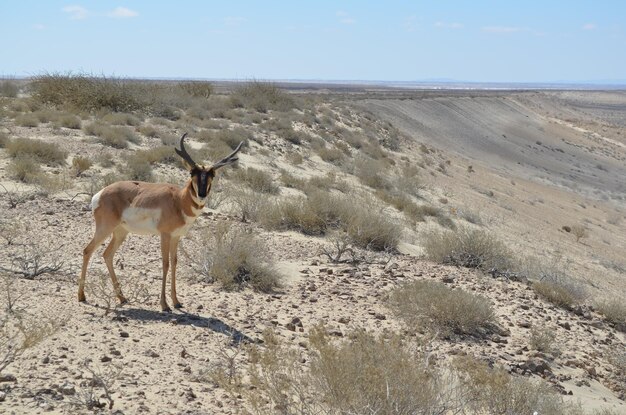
170,237,182,308
160,233,171,312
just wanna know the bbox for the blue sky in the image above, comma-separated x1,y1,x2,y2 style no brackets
1,1,625,83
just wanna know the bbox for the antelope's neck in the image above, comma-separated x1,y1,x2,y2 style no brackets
181,180,205,218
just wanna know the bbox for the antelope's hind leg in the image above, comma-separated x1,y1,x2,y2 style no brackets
160,233,172,312
103,226,130,304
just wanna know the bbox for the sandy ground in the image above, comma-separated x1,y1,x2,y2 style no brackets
0,89,625,414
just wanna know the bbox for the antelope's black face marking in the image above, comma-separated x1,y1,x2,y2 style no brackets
191,168,214,199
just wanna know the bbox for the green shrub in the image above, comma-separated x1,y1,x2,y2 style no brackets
390,280,495,336
423,227,515,274
6,137,67,166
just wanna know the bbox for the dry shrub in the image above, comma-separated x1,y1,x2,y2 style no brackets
454,357,583,415
279,170,307,190
0,132,9,148
232,167,278,194
0,80,19,97
231,80,297,112
178,81,213,98
30,73,152,112
315,145,345,164
6,137,67,166
199,127,250,150
84,122,139,148
595,299,626,331
570,224,587,242
72,156,92,176
230,188,270,223
195,224,280,292
423,227,515,274
138,124,159,138
345,205,401,251
529,326,559,355
532,278,586,310
58,114,81,129
607,346,626,397
95,152,115,167
390,280,495,337
7,156,43,183
14,113,39,127
101,112,141,126
354,158,392,190
246,328,461,415
287,152,304,165
131,146,177,165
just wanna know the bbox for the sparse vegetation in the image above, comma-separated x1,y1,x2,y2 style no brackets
58,114,82,129
231,80,297,112
529,325,559,355
0,80,19,97
72,155,92,176
6,137,67,166
84,122,139,148
570,224,588,242
423,227,515,274
191,223,280,292
231,167,279,194
596,299,626,331
390,279,496,336
532,277,586,310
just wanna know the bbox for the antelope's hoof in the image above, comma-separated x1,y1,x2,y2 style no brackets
78,293,86,303
174,302,183,309
161,305,172,313
118,297,129,305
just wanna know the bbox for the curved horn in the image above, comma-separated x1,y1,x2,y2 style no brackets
174,133,198,169
212,141,244,170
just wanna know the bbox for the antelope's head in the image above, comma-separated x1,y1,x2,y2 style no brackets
175,133,243,200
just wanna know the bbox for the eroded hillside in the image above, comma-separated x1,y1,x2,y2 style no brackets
0,78,624,414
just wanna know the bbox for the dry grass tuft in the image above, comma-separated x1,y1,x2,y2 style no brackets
532,278,586,311
595,299,626,331
390,279,495,337
231,167,278,194
84,122,139,148
6,137,67,166
191,223,280,292
423,227,515,274
231,80,297,112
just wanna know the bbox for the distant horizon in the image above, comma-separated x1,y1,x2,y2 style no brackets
4,74,626,89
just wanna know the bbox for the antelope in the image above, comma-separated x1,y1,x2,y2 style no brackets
78,134,243,311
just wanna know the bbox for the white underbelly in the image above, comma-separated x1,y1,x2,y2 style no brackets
121,207,161,235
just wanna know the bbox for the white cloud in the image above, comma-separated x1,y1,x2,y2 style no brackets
63,5,89,20
482,26,523,33
336,10,355,25
223,16,247,27
434,21,464,29
107,7,138,19
582,23,596,30
403,15,417,32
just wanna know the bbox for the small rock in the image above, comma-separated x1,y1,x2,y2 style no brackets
145,350,160,358
59,383,76,396
285,323,297,332
558,321,571,330
520,358,551,375
338,317,350,324
374,313,386,320
42,356,50,364
442,275,455,283
517,320,531,328
587,366,597,377
0,391,5,402
100,355,112,363
119,331,129,338
0,374,17,382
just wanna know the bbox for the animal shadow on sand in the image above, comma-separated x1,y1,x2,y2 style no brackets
88,304,258,345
